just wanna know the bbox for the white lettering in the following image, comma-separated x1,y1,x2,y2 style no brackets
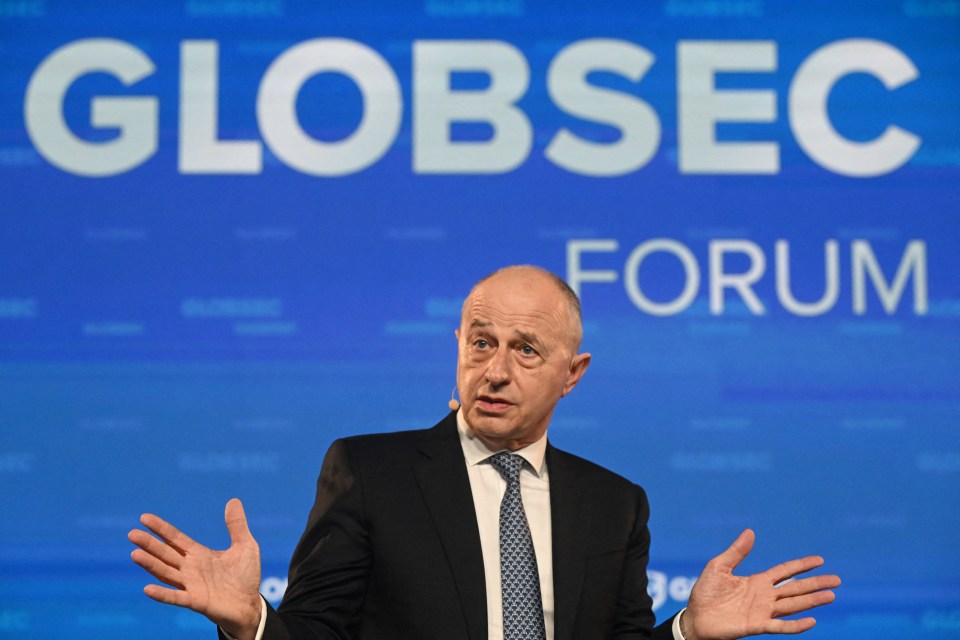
566,239,620,297
260,576,288,603
569,238,926,316
775,240,840,316
789,39,921,177
257,39,402,176
23,37,923,178
709,240,766,314
546,39,660,176
678,41,778,174
625,239,700,316
414,40,531,173
25,38,157,177
852,240,928,314
179,41,262,173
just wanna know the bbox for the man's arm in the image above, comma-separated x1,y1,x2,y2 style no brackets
611,483,660,638
129,439,372,640
265,439,372,639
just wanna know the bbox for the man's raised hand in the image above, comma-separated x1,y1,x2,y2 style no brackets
683,529,841,640
128,498,263,640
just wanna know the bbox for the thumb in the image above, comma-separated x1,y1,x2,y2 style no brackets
224,498,254,546
710,528,755,573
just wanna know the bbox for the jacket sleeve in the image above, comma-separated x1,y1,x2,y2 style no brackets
261,439,372,640
613,484,678,640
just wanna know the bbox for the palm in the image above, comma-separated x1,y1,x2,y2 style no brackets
168,528,260,620
684,530,840,640
129,498,263,639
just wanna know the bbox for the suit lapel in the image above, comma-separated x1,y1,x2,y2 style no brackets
410,419,594,640
412,414,488,640
548,446,591,640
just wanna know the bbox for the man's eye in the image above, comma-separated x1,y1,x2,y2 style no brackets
520,345,537,356
475,340,489,349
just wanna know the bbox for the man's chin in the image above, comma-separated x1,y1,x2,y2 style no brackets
464,411,514,438
467,411,506,427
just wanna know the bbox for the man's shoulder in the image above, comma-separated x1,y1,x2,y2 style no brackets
334,412,457,458
548,444,645,495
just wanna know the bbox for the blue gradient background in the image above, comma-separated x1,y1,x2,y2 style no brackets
1,1,958,638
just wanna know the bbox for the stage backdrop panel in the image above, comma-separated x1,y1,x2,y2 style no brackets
1,1,958,638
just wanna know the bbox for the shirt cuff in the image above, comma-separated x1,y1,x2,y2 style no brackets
219,596,268,640
673,607,688,640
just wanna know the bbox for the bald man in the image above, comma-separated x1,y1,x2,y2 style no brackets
130,266,839,640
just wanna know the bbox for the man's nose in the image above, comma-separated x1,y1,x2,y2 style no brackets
484,346,511,386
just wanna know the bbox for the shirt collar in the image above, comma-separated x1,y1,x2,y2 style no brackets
456,409,548,478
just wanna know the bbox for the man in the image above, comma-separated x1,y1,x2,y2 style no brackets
129,265,839,640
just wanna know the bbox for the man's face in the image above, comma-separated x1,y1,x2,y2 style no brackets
456,268,590,451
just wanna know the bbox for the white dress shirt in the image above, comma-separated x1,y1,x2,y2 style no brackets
456,410,555,640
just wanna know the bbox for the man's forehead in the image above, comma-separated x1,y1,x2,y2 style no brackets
459,266,582,349
466,270,560,307
466,314,538,333
463,284,561,322
461,290,565,339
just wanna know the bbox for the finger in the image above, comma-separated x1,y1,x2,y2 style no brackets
143,583,193,609
130,548,185,589
766,555,826,585
224,498,253,546
707,528,755,573
763,617,817,635
775,574,842,598
773,590,836,618
128,529,184,569
139,513,196,555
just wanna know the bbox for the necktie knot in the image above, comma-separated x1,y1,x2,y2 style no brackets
490,451,524,484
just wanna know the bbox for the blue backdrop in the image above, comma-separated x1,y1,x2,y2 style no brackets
1,1,958,638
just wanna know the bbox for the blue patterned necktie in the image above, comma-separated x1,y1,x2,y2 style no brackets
489,451,546,640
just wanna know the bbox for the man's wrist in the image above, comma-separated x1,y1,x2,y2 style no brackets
220,595,266,640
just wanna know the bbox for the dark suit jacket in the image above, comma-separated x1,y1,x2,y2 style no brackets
257,413,676,639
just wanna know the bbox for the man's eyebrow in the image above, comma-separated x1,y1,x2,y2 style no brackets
515,330,542,347
469,319,489,329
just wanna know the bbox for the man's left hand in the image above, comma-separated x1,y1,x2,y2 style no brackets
683,529,840,640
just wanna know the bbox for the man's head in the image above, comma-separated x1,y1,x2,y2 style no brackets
455,265,591,451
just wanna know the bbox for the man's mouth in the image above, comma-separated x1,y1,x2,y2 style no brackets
476,395,513,412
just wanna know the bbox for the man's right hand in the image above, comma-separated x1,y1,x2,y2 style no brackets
128,498,263,640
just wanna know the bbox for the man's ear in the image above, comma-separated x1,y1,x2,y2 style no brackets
561,352,591,396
